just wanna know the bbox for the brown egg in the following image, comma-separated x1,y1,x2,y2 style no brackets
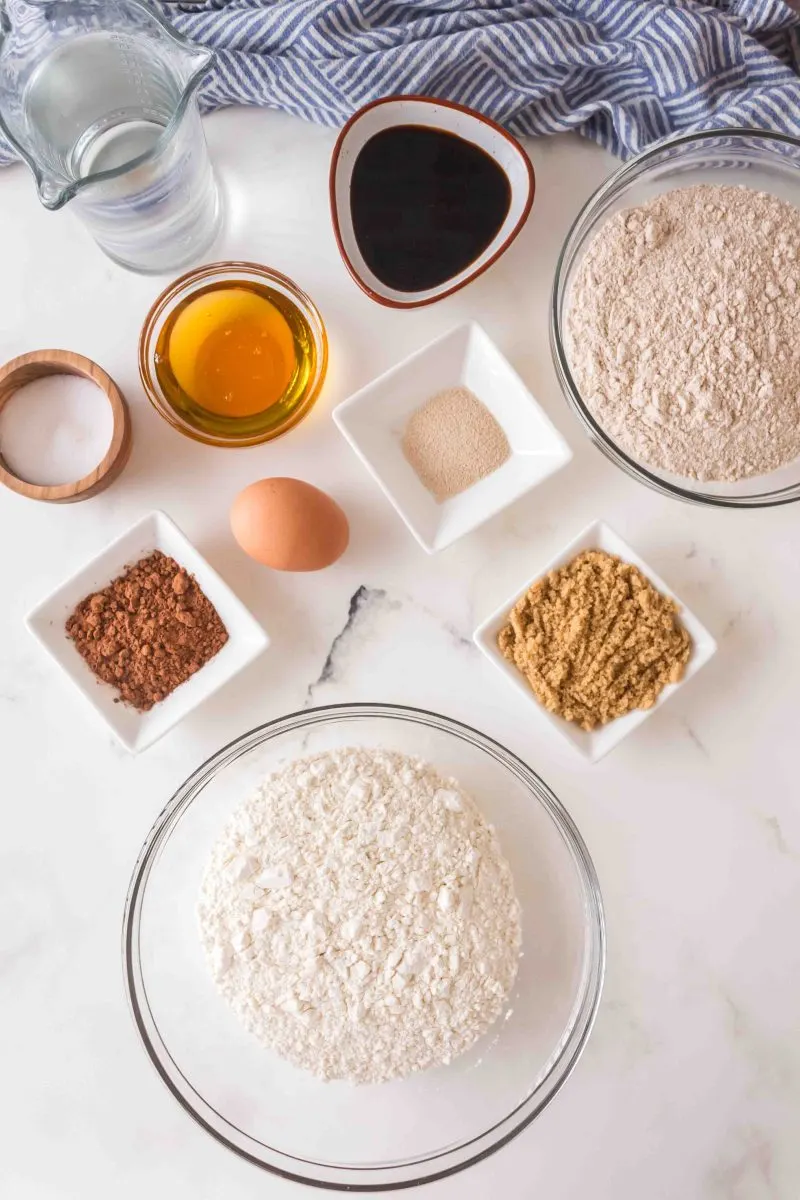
230,477,349,571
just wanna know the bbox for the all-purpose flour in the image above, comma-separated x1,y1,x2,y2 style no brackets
565,184,800,483
198,748,522,1084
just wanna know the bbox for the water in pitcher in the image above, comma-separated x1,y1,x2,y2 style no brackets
0,0,221,272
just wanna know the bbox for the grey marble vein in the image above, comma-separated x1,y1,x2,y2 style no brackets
682,718,710,758
303,584,474,707
761,815,792,858
304,585,390,705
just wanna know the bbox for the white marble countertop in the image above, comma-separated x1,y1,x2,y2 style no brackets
2,108,799,1200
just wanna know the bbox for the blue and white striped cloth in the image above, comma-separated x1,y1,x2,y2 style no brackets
3,0,800,165
175,0,800,158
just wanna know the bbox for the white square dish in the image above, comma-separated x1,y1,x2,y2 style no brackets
26,510,269,754
473,520,718,762
333,322,573,553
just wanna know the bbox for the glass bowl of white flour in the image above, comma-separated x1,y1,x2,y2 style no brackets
552,129,800,507
123,703,604,1189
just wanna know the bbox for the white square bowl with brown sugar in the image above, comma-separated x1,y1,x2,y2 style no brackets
473,520,717,762
26,510,269,754
333,322,573,553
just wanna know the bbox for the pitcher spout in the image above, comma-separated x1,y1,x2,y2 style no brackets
36,171,68,210
0,0,220,270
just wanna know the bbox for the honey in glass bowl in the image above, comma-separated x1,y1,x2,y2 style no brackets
140,263,328,447
155,280,318,439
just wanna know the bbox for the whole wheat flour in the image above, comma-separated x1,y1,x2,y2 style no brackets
565,184,800,482
198,748,521,1084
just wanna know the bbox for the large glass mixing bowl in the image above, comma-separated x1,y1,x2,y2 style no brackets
551,129,800,507
123,704,605,1189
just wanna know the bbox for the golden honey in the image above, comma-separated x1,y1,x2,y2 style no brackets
154,279,319,439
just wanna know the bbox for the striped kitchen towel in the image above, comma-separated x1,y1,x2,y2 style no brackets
2,0,800,165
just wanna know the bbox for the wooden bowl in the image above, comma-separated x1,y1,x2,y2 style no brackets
0,349,132,503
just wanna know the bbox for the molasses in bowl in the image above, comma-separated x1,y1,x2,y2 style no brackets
330,96,535,309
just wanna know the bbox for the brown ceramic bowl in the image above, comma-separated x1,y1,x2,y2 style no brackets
330,96,534,309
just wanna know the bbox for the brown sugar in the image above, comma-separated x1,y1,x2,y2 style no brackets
66,551,228,712
497,549,692,730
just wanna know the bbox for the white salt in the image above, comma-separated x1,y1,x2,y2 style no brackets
0,374,114,486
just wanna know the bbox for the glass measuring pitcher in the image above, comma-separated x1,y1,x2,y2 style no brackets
0,0,221,273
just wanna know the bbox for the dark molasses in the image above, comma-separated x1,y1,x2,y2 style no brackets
350,125,512,293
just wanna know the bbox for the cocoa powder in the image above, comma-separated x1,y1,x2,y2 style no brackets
66,551,228,711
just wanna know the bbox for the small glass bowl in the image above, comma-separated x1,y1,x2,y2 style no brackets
551,128,800,508
123,703,605,1190
139,261,328,448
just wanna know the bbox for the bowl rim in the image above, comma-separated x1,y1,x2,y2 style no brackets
550,126,800,509
122,701,606,1190
138,260,328,448
329,95,535,310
